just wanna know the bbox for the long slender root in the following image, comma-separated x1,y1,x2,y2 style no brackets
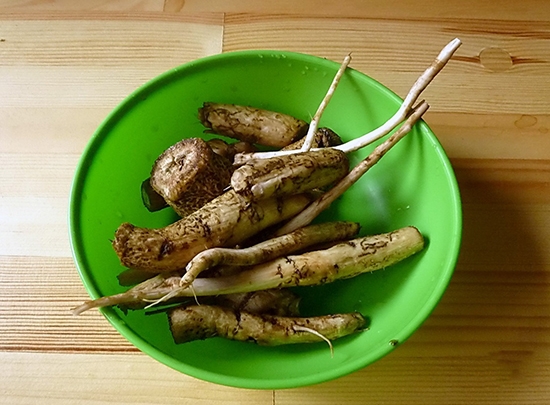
233,38,461,164
73,226,424,314
334,38,460,154
300,53,352,153
180,221,360,289
71,272,181,315
274,100,429,236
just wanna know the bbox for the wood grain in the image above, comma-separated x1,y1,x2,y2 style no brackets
275,351,550,405
427,112,550,160
0,352,273,405
0,256,133,352
4,0,550,21
223,14,550,115
0,16,223,258
0,0,165,13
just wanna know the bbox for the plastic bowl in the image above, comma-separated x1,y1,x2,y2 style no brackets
69,50,462,389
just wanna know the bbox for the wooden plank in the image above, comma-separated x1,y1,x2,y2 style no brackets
0,152,80,257
0,19,222,67
0,10,223,26
275,348,550,404
0,351,273,405
223,14,550,115
0,256,133,352
428,112,550,160
0,18,223,109
166,0,550,21
0,108,110,154
0,0,165,13
4,0,549,22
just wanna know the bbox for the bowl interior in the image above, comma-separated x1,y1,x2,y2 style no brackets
69,50,462,389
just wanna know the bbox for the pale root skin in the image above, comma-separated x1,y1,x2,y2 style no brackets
187,226,424,296
70,272,182,315
112,190,313,273
168,305,366,345
71,226,424,315
230,148,349,201
198,102,309,148
90,289,302,316
180,221,361,288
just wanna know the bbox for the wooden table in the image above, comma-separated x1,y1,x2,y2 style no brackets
1,1,549,403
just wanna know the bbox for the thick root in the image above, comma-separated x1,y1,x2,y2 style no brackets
168,304,366,345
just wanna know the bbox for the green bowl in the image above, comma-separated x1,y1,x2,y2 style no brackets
69,50,462,389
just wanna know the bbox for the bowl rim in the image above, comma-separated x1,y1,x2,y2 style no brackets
69,49,463,389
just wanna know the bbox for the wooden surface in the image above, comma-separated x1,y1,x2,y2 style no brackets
1,1,550,403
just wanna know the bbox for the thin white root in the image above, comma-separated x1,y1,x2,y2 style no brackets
293,325,334,357
143,290,179,309
300,53,352,153
143,279,202,310
274,100,429,236
335,38,461,154
233,38,461,164
190,285,200,306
